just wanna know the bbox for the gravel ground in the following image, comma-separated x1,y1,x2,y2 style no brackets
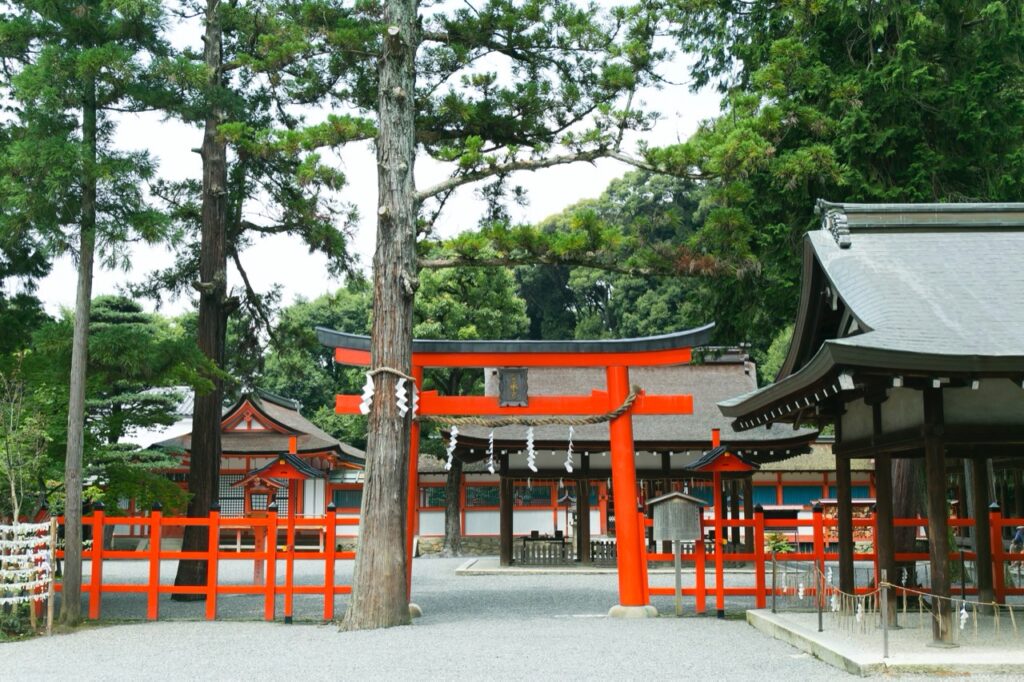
3,557,1018,680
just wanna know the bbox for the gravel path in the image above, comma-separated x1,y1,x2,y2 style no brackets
2,558,1015,680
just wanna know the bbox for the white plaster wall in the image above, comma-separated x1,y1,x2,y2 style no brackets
303,479,324,516
945,379,1024,425
841,397,873,440
465,510,498,535
883,387,923,432
513,510,555,535
419,510,444,535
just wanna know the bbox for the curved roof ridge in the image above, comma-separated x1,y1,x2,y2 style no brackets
316,323,715,354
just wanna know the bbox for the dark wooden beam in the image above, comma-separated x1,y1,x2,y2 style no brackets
499,454,513,566
873,401,898,625
836,453,856,597
972,455,994,605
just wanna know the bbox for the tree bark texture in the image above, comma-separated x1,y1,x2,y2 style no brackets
174,0,228,596
440,458,463,556
60,75,97,626
341,0,417,630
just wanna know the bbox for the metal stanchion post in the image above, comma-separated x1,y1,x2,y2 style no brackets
818,568,824,632
881,568,889,659
771,549,777,614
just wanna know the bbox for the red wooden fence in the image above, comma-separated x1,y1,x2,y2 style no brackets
644,507,1024,614
54,506,1024,621
56,506,357,622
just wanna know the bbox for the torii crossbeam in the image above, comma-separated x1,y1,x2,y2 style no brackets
318,324,714,616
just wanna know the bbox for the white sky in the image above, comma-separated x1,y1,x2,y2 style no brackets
29,40,722,318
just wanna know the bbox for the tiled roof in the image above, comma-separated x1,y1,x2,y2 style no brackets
455,356,816,453
720,201,1024,424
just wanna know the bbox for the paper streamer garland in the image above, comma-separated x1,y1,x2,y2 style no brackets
359,374,375,415
564,426,574,473
395,378,409,417
486,430,496,474
525,426,537,473
444,425,459,471
411,384,419,417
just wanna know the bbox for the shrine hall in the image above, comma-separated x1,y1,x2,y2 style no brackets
718,200,1024,644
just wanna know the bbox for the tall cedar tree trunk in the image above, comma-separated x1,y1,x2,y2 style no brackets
60,75,97,625
341,0,417,630
173,0,228,596
892,457,924,586
441,458,463,556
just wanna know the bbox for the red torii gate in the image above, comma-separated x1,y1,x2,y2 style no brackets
317,324,714,615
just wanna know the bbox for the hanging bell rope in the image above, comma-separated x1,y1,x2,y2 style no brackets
415,385,642,427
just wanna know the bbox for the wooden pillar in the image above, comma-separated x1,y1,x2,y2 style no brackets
972,456,994,605
923,388,953,644
729,480,741,545
875,453,897,623
743,476,754,554
871,402,897,623
836,454,855,597
499,454,513,566
577,454,591,563
607,365,647,609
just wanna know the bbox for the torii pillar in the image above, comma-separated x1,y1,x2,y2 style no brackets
606,365,656,617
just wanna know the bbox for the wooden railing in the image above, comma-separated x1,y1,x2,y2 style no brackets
642,506,1024,614
56,504,357,622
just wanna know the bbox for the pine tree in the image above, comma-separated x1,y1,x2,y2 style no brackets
0,0,170,624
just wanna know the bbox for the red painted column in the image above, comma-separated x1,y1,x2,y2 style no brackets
405,366,424,599
713,470,725,617
607,365,646,607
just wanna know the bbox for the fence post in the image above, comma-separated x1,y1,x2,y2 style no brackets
265,503,279,621
286,502,298,624
88,502,105,620
147,502,162,621
812,503,825,586
324,503,337,621
695,535,706,614
771,548,777,614
638,510,650,605
753,505,766,609
989,503,1005,604
817,566,823,633
205,502,220,620
881,568,889,658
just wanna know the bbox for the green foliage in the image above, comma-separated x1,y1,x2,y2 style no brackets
765,531,793,554
655,0,1024,353
754,325,793,386
0,352,51,520
0,0,173,266
16,297,214,512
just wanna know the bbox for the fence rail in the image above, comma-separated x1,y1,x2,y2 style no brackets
641,506,1024,615
56,506,357,623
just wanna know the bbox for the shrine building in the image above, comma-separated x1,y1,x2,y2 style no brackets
718,200,1024,644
